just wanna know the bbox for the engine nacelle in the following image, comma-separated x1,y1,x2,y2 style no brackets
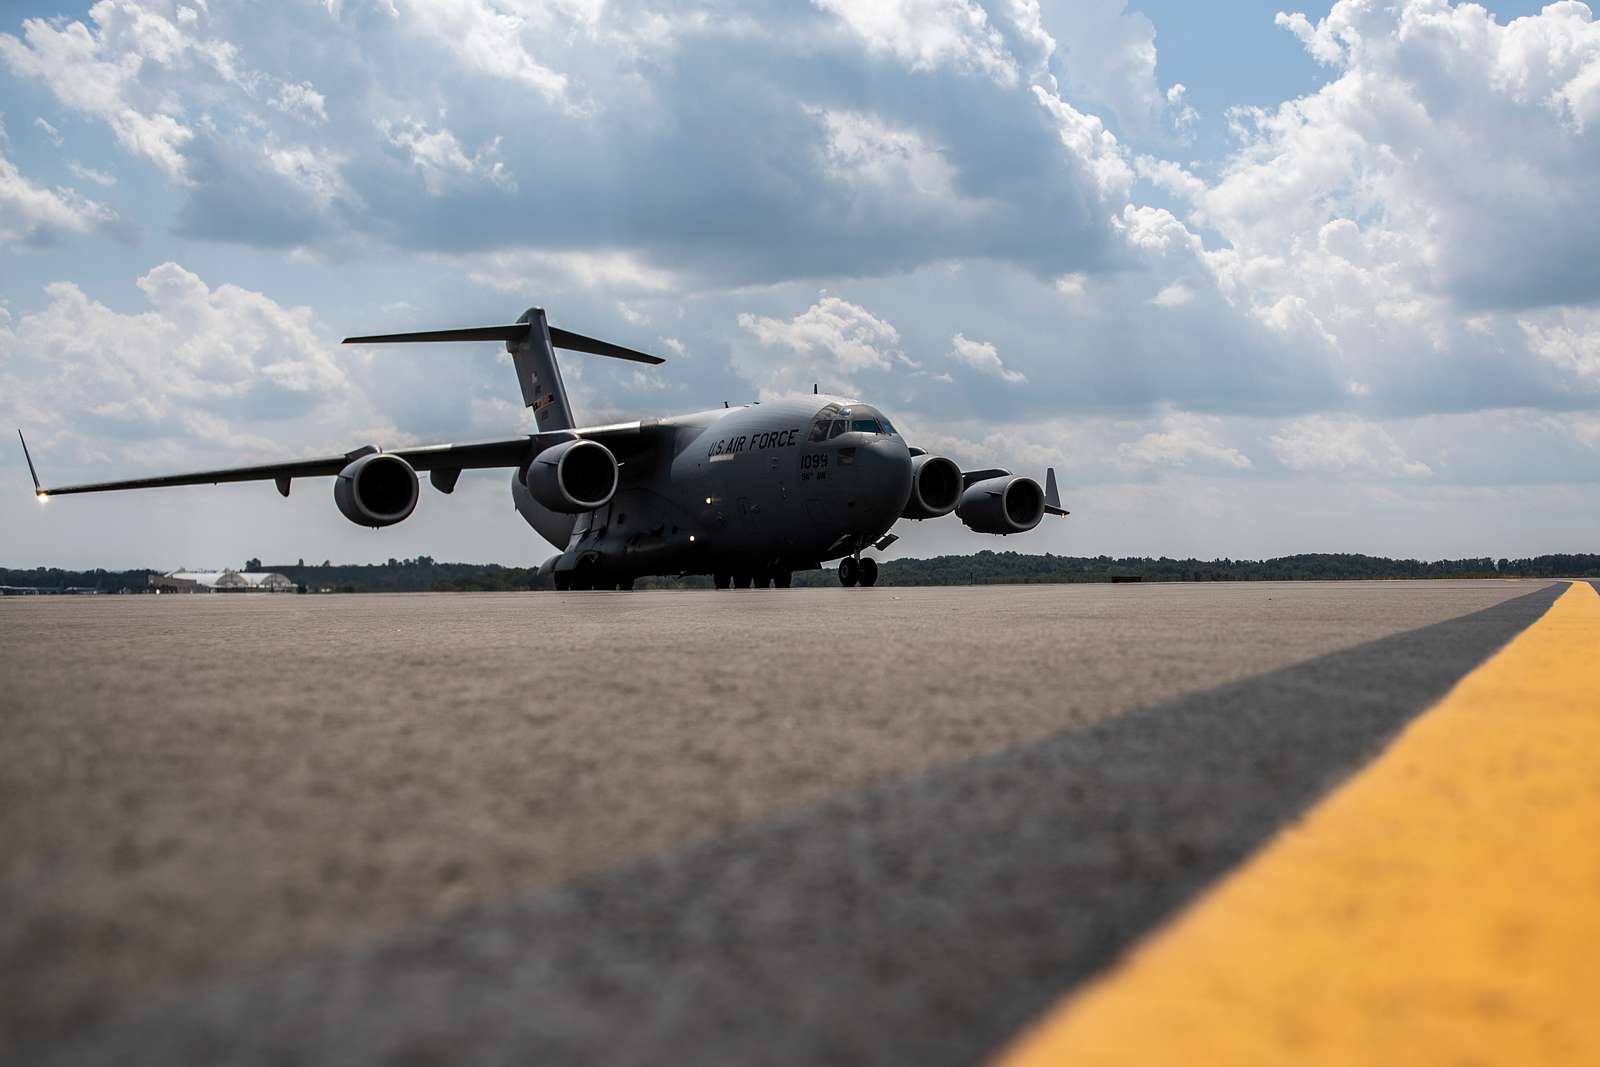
956,475,1044,535
524,438,618,513
901,454,963,519
334,452,419,528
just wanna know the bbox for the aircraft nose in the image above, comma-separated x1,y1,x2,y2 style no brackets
856,435,913,518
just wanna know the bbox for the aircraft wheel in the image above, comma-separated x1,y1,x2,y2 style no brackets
858,557,879,587
773,571,793,588
571,575,593,591
554,574,572,591
714,572,731,589
754,573,772,589
618,577,636,591
838,557,859,587
734,573,752,589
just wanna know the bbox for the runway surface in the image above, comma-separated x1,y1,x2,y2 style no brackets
0,580,1588,1064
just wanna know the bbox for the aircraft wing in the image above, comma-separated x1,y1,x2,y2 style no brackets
959,463,1070,517
22,421,667,498
960,467,1012,488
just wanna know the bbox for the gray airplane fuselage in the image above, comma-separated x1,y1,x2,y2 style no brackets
512,394,911,578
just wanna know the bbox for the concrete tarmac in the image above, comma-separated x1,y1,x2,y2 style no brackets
0,581,1555,1061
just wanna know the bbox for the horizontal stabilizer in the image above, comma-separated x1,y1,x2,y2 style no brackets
344,325,527,344
343,323,665,364
548,326,664,365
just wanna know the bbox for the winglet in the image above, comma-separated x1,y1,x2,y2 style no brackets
1044,466,1069,517
17,429,44,497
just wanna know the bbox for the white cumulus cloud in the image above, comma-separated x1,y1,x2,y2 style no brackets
33,116,63,146
1126,0,1600,409
1120,411,1251,470
1,263,348,446
814,0,1020,86
468,248,683,296
736,292,909,396
1,6,199,181
1269,415,1432,478
1045,0,1197,137
948,332,1026,383
1149,281,1194,308
380,117,514,195
813,107,987,221
0,135,118,246
399,0,573,107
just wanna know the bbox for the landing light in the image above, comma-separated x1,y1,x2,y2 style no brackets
36,492,47,504
689,535,696,543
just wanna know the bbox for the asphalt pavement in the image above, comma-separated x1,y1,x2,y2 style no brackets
0,580,1559,1064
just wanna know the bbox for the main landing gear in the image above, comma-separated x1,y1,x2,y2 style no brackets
713,568,793,589
837,556,878,588
554,568,636,591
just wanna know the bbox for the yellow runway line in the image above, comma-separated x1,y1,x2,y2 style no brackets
994,581,1600,1067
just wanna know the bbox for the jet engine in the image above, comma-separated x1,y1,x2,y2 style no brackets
956,475,1045,535
901,454,963,519
523,438,618,513
334,452,419,528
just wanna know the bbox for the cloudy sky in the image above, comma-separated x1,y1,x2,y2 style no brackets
3,0,1598,569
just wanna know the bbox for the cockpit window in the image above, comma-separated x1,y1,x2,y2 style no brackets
808,403,844,442
808,402,897,439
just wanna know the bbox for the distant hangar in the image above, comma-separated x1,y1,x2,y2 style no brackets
150,570,296,594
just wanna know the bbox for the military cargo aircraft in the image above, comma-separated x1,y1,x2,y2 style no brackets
19,307,1066,589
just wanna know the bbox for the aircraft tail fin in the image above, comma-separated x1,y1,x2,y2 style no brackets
342,308,665,432
1044,466,1069,517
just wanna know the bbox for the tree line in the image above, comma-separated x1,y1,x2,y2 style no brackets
4,552,1596,593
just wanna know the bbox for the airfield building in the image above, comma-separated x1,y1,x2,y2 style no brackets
150,570,296,593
